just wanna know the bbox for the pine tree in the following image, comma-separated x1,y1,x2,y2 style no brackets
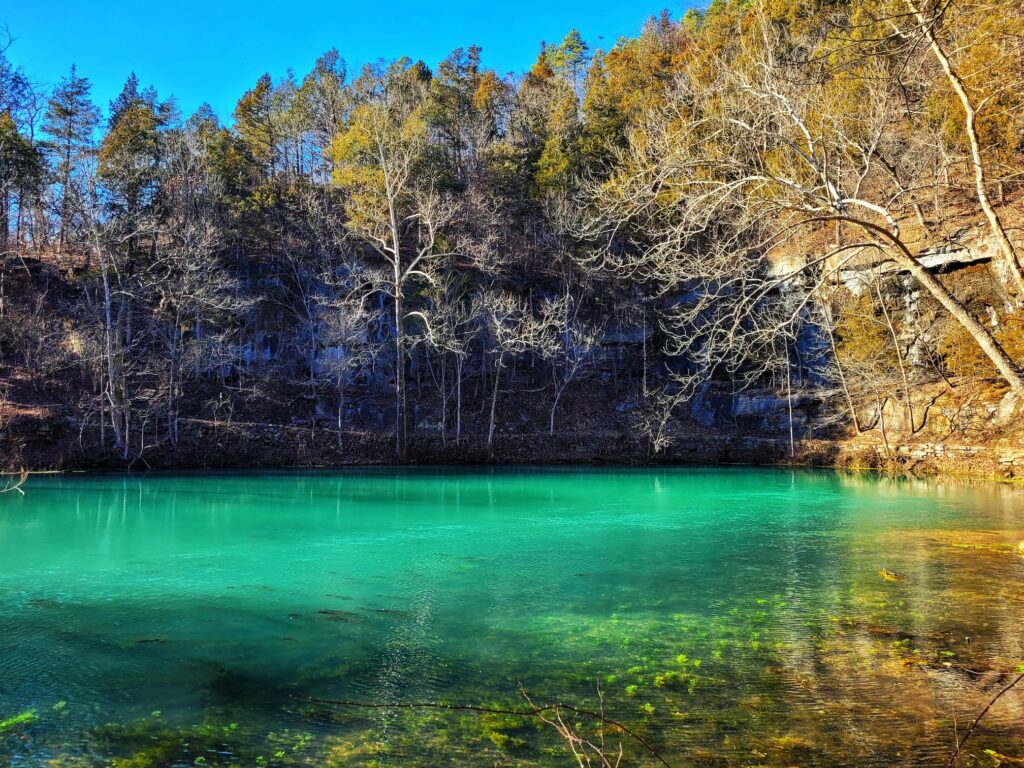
108,73,141,129
234,74,276,173
41,65,99,255
97,79,174,246
545,29,590,96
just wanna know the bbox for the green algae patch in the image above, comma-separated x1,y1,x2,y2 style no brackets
0,710,38,736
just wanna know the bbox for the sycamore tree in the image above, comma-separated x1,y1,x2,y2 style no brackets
582,2,1024,437
317,288,378,448
540,293,602,436
329,59,457,458
414,273,479,444
84,77,178,458
152,124,248,446
852,0,1024,296
474,290,553,454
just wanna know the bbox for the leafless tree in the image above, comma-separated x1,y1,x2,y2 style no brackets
149,129,248,445
474,290,553,454
317,288,379,447
412,273,479,442
332,64,461,458
894,0,1024,296
577,6,1024,454
80,167,144,458
540,293,602,436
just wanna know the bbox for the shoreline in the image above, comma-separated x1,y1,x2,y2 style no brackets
5,432,1024,484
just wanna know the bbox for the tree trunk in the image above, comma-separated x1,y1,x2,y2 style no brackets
905,0,1024,297
488,352,504,455
58,147,71,258
336,379,346,449
903,254,1024,393
394,288,406,460
1,191,8,252
785,351,795,458
549,385,562,437
440,354,447,446
838,216,1024,393
642,310,648,398
823,302,861,433
875,281,915,432
99,251,124,451
455,357,463,441
877,394,892,460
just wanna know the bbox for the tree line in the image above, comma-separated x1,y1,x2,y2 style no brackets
1,0,1022,462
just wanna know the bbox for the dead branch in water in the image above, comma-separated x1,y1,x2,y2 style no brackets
945,669,1024,768
522,684,623,768
0,469,28,495
310,684,671,768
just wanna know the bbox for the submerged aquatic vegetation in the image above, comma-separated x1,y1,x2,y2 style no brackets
2,470,1023,766
0,709,38,735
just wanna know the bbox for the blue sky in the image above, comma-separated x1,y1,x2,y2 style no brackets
3,0,692,123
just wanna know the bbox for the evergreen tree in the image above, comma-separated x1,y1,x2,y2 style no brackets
234,74,276,174
545,29,590,96
0,112,40,248
41,65,100,254
97,79,174,243
108,73,141,128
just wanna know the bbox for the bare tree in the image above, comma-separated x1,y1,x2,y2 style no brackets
81,168,140,458
149,129,247,445
413,274,479,443
475,290,552,454
579,4,1024,446
540,293,602,436
317,288,378,447
0,469,27,495
331,67,459,457
896,0,1024,296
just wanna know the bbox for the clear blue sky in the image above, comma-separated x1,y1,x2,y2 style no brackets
3,0,692,123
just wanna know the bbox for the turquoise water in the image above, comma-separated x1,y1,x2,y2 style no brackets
1,468,1023,767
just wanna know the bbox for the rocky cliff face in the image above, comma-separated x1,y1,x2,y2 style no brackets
3,208,1023,478
4,370,1022,479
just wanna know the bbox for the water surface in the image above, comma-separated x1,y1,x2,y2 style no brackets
1,468,1023,766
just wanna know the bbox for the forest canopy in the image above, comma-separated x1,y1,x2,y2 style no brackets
1,0,1023,464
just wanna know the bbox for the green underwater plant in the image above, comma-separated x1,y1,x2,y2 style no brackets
0,709,38,735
